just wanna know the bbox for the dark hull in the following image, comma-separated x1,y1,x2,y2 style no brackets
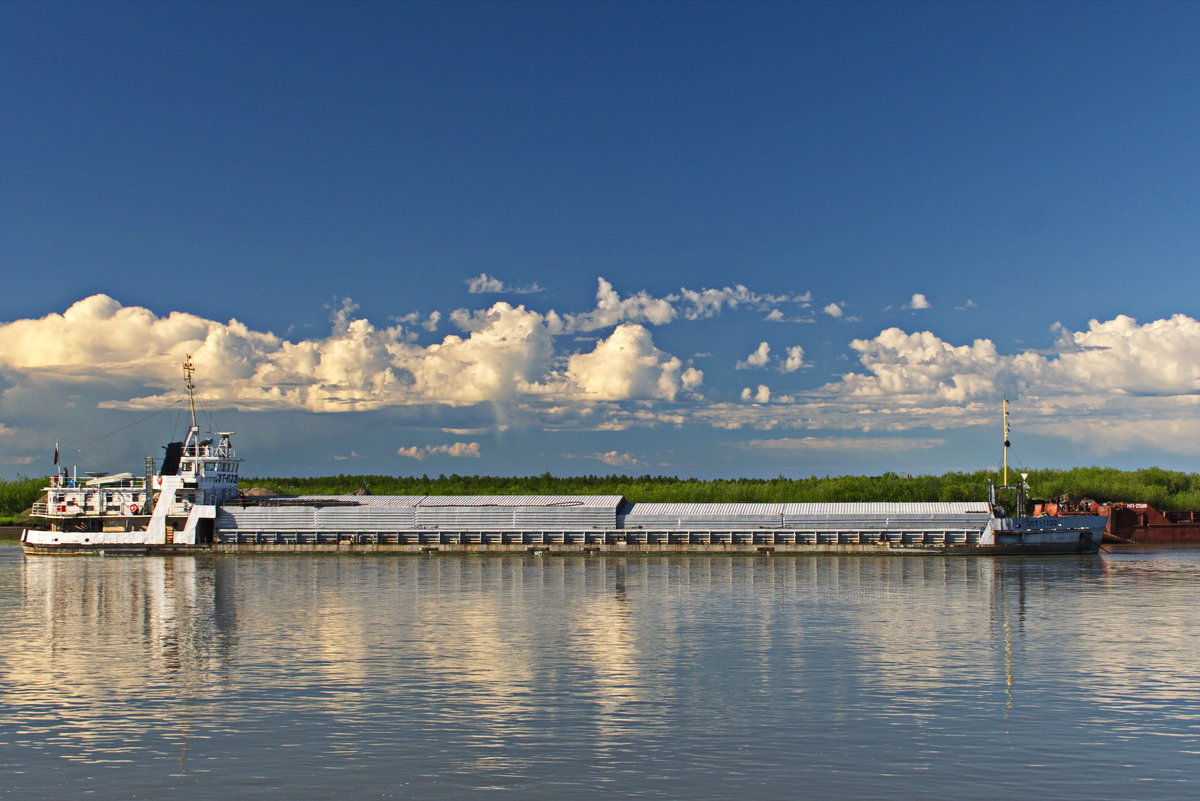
20,543,212,556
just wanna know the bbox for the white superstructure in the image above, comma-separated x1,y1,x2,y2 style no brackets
22,356,241,552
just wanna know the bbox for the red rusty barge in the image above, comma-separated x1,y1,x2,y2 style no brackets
1035,497,1200,544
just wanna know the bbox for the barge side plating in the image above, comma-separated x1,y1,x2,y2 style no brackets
210,496,1103,555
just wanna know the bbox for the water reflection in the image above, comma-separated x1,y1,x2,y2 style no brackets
3,549,1200,800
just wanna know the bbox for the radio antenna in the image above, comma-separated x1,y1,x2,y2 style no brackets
183,354,198,429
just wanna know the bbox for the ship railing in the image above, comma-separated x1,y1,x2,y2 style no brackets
49,475,145,489
31,500,150,517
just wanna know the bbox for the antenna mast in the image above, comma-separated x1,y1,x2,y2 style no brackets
183,354,198,429
998,398,1008,484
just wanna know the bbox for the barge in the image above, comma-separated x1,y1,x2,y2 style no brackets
22,360,1106,557
1035,496,1200,544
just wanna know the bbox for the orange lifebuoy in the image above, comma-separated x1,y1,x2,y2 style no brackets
129,504,140,514
156,476,163,486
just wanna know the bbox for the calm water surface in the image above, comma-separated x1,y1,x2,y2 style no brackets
2,545,1198,800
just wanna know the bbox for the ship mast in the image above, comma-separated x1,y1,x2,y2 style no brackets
183,354,198,430
998,398,1008,484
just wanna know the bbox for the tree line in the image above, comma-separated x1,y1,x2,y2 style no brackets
5,466,1200,524
241,466,1200,509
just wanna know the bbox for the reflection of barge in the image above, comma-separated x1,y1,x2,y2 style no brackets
22,361,1105,557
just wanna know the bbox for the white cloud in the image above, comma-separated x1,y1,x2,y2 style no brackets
563,277,677,332
566,280,815,329
397,442,481,460
0,295,703,417
672,286,811,321
392,310,441,333
465,273,544,294
565,324,701,401
736,342,771,369
904,293,932,310
1042,314,1200,396
13,292,1200,465
782,346,806,373
824,303,843,318
740,385,771,403
736,342,807,373
833,328,1013,404
670,285,761,319
594,450,644,467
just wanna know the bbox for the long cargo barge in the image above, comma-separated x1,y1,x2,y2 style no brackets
20,359,1106,557
23,492,1105,556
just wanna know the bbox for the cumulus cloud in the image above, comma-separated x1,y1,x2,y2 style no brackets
668,284,796,320
564,279,814,330
594,450,644,467
465,273,544,295
740,385,771,403
1043,314,1200,396
13,291,1200,465
833,328,1018,404
0,295,703,418
782,346,806,373
824,303,843,319
736,342,771,369
566,324,702,401
393,310,442,333
736,342,806,373
827,314,1200,410
397,442,481,460
904,293,932,310
563,278,677,332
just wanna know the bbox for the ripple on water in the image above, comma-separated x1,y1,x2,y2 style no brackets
2,550,1200,800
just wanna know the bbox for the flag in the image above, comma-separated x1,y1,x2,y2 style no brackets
53,443,59,465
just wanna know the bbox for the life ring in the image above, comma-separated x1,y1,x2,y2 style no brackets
156,476,163,486
129,504,140,514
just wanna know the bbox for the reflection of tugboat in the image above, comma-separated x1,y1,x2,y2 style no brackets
21,356,242,554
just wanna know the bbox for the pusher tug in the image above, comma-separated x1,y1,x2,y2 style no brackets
22,357,241,554
22,367,1105,556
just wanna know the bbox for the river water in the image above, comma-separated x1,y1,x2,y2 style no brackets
1,545,1198,800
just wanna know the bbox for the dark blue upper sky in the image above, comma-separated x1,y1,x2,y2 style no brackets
2,1,1199,478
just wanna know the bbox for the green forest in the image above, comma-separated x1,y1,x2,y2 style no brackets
241,467,1200,509
6,466,1200,525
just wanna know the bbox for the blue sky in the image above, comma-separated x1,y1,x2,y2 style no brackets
2,0,1199,482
